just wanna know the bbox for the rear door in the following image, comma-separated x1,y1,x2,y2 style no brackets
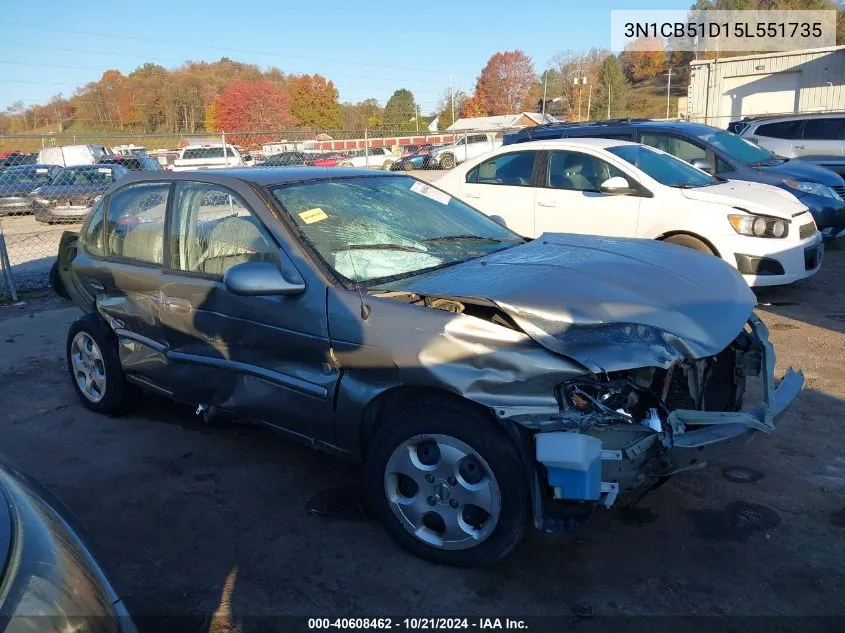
158,179,336,442
796,117,845,174
534,149,640,237
458,150,541,236
77,181,173,390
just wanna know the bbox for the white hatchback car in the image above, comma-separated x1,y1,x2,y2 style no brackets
436,138,823,287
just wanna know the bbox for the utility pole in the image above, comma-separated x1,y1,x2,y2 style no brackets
415,104,419,133
542,70,548,116
666,68,673,119
586,83,592,121
450,74,456,125
607,84,611,119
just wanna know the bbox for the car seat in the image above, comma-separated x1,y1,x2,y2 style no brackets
198,216,273,276
120,223,164,264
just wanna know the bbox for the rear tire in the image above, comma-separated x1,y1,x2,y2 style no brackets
662,234,715,255
49,260,69,299
440,153,456,169
364,398,527,566
66,314,127,415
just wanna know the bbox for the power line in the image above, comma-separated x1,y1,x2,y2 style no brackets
4,21,469,76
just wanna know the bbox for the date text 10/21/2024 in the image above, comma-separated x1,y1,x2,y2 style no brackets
307,618,529,630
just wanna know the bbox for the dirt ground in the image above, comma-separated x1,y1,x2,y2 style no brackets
0,239,844,632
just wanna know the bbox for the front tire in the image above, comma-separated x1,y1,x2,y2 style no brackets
66,314,127,415
662,234,715,255
364,398,527,566
439,153,456,169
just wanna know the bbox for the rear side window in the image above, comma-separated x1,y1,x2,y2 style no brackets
471,152,537,186
755,120,802,139
802,118,845,140
83,199,106,257
639,133,706,163
168,182,278,277
105,182,170,264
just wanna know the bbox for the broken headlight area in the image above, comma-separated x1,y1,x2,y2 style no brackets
522,321,784,532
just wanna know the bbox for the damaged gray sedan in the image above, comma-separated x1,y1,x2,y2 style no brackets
57,168,804,566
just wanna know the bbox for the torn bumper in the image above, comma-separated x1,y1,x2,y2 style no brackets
527,315,803,530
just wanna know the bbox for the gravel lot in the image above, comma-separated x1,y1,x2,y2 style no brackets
0,180,843,632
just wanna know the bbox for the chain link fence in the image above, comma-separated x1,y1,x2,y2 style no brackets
0,127,514,301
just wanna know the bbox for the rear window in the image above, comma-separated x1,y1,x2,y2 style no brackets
181,147,236,160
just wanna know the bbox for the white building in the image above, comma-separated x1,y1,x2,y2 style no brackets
446,112,558,132
687,45,845,129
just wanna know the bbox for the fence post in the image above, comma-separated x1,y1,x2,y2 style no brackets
364,128,369,167
0,222,19,303
221,131,228,167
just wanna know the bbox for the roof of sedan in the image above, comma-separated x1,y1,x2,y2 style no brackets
118,166,405,186
507,137,640,150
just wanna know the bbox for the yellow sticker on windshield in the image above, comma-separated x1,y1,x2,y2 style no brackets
299,208,328,224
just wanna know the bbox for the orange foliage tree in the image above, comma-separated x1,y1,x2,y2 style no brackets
213,80,296,138
459,94,486,118
619,37,667,82
474,50,537,115
289,74,341,130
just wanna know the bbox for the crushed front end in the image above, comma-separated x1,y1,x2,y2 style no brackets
506,315,804,533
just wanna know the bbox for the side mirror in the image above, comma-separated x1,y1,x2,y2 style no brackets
489,215,508,227
690,158,714,174
599,176,636,195
223,261,305,297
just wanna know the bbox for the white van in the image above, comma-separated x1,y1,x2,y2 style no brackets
38,144,110,167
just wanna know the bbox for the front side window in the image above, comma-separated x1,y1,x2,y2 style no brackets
608,144,718,188
470,152,536,186
639,133,707,163
169,182,278,277
105,182,169,264
270,176,522,285
756,120,802,139
546,150,626,191
802,118,845,140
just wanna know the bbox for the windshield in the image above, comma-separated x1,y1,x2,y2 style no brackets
271,176,522,286
693,128,777,165
608,144,717,188
52,167,116,186
0,167,54,187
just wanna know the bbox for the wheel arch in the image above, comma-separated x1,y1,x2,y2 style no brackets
656,230,722,257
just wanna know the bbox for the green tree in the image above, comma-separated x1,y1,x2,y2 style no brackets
382,89,417,129
435,87,467,130
592,55,628,120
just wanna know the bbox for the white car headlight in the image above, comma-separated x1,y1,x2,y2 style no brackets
784,180,843,201
728,213,789,239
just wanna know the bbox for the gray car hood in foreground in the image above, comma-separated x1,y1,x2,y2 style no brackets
386,234,756,373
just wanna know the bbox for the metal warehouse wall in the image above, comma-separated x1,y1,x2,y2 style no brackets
687,46,845,128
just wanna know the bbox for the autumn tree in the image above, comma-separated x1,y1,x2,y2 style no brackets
592,55,629,120
213,80,295,137
383,89,417,129
474,50,537,115
619,38,667,82
459,94,486,118
289,74,341,130
340,98,383,130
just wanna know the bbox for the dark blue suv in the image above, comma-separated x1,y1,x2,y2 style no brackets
505,120,845,240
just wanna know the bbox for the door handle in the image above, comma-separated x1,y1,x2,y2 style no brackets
464,192,481,199
793,145,805,150
162,296,193,314
537,200,558,208
87,280,104,292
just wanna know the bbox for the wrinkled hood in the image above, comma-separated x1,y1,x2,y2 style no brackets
680,180,808,220
761,158,845,187
386,234,756,372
